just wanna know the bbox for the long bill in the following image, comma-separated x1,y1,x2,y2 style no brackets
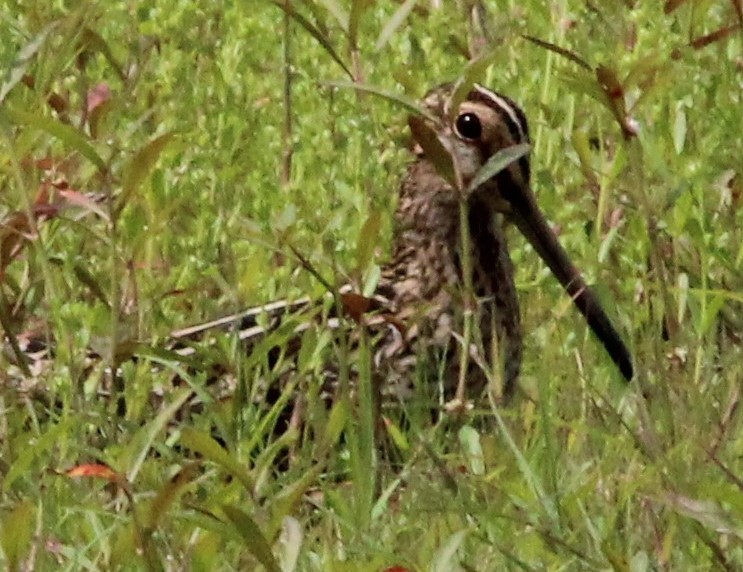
496,183,634,381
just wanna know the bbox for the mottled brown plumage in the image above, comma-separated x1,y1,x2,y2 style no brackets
369,153,523,401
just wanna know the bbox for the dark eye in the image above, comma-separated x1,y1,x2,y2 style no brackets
455,112,482,140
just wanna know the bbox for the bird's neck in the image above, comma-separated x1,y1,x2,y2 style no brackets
379,159,510,308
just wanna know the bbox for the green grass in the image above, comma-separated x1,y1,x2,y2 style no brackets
1,1,742,570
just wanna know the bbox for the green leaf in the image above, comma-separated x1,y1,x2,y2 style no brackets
274,202,297,233
270,0,353,79
449,48,501,113
2,106,106,171
4,419,74,491
662,493,743,540
598,225,619,263
677,272,689,325
673,102,687,154
180,427,255,493
700,293,727,336
297,324,319,373
458,425,484,476
277,516,303,572
572,130,599,190
431,529,468,572
465,143,530,194
382,416,410,451
315,0,349,30
0,23,55,103
557,68,606,107
221,504,281,572
269,464,325,538
124,388,193,483
324,80,438,123
322,397,349,451
349,0,371,47
79,27,126,81
375,0,417,50
145,463,199,530
356,209,382,271
121,132,174,206
0,500,35,572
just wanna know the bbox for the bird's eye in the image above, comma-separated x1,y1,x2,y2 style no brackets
455,112,482,140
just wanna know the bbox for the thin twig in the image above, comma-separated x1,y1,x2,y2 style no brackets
280,0,293,187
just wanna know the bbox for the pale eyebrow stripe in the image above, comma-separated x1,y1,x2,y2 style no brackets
473,84,527,143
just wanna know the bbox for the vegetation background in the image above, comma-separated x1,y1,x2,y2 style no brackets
0,0,742,570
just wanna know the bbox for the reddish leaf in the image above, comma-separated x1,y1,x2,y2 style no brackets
66,463,122,482
35,156,54,171
730,173,741,207
87,82,110,113
35,181,52,204
408,114,459,189
33,204,60,219
47,92,68,115
595,65,637,139
58,189,109,220
521,34,592,70
664,0,690,13
20,74,68,115
0,207,53,275
596,65,624,100
733,0,743,25
672,24,742,59
341,291,373,323
0,179,96,273
689,24,741,51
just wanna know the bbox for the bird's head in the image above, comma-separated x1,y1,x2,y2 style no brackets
407,82,634,382
413,83,531,208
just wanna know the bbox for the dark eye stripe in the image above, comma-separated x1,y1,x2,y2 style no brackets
468,84,531,182
469,85,529,145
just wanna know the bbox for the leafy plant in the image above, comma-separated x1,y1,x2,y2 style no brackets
0,0,741,569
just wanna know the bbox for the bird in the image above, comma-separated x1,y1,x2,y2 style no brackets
167,82,634,407
5,82,633,413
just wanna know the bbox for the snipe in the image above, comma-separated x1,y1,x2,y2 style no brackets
171,83,633,404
